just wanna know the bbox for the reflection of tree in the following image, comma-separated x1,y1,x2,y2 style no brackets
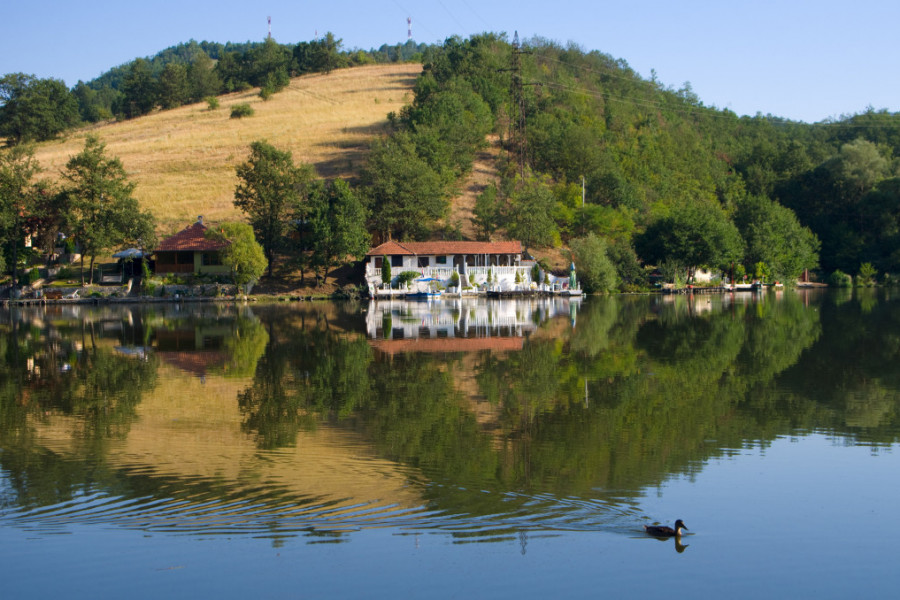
4,293,899,528
216,310,269,378
0,314,158,446
237,307,372,449
776,289,900,444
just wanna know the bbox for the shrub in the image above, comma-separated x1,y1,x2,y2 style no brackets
857,262,877,287
450,271,460,287
381,256,392,287
230,103,254,119
205,96,220,110
828,270,852,288
397,271,419,288
570,234,617,293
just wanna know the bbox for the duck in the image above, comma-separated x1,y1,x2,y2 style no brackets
644,519,688,537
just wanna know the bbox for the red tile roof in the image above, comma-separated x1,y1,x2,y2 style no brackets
367,240,522,256
155,221,230,252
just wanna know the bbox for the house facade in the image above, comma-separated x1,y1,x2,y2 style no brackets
154,217,230,276
365,240,535,293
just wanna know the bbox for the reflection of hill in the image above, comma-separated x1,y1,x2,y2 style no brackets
26,364,423,514
5,292,899,532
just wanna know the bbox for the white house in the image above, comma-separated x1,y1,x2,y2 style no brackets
365,240,535,294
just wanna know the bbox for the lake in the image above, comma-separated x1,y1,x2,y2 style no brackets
2,289,899,598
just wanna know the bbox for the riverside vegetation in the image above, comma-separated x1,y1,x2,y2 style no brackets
2,33,899,296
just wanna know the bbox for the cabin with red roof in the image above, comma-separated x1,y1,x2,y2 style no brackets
153,217,230,276
365,239,536,294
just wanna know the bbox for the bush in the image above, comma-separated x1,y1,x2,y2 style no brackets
857,262,877,287
397,271,420,288
27,268,42,284
570,234,617,293
828,270,853,288
230,103,254,119
205,96,220,110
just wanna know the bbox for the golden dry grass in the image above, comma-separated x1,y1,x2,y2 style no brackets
31,64,421,235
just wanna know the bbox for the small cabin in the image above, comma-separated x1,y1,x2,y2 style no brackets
154,217,230,276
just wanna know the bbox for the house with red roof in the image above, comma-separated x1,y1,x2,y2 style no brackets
154,217,230,276
365,239,536,294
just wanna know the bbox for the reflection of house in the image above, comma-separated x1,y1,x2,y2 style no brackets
366,297,581,354
154,217,230,276
152,323,232,377
365,240,533,292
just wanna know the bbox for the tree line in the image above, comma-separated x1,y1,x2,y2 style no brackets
1,36,431,142
0,135,368,290
3,33,899,291
359,34,899,290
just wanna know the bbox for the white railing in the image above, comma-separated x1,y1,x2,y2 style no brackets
368,264,535,285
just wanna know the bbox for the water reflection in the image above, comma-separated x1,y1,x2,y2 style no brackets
2,289,899,544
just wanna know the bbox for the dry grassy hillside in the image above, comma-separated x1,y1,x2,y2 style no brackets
32,64,421,235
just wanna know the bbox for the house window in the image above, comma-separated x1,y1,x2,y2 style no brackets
418,257,429,268
391,255,403,267
202,252,222,266
436,255,447,265
374,256,383,269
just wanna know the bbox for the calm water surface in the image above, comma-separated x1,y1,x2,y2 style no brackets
1,289,899,598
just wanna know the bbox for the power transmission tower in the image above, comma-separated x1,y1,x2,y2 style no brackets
504,32,539,180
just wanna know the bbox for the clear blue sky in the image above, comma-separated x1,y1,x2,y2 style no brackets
3,0,898,123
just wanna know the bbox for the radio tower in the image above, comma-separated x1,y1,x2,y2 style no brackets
267,16,272,39
407,17,412,40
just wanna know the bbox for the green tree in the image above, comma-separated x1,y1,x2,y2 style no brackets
857,262,877,286
507,176,559,249
61,136,156,284
0,145,43,284
157,63,189,109
187,52,222,101
733,194,819,281
121,58,157,118
294,33,345,75
381,254,392,287
206,222,266,290
0,73,80,143
569,234,617,293
635,199,744,279
473,183,502,240
233,140,315,277
362,132,447,240
306,179,369,285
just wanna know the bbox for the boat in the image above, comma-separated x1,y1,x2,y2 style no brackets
405,290,442,300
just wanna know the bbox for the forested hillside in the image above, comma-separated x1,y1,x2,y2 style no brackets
2,32,899,290
363,33,899,287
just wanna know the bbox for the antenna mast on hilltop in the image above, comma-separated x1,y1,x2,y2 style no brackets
408,17,412,40
267,16,272,39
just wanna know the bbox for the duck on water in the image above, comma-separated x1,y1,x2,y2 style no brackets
644,519,688,537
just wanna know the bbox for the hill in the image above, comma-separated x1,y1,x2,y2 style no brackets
31,63,421,235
